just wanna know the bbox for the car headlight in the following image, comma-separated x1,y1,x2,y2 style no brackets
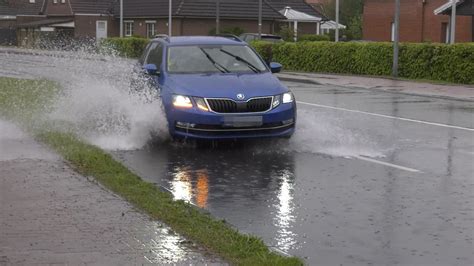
282,92,294,103
194,97,209,111
272,95,281,109
173,95,193,108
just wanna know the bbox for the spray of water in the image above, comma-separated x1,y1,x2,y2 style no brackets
288,109,386,158
1,43,168,151
1,43,385,157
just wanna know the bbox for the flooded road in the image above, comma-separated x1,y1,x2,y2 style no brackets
1,50,473,265
114,83,474,266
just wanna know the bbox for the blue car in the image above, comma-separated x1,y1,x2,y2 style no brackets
139,36,296,140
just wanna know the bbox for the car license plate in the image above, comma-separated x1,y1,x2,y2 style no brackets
223,116,263,127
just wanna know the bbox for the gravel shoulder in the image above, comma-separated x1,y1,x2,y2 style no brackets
0,120,220,265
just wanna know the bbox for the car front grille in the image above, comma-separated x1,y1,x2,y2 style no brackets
206,97,272,113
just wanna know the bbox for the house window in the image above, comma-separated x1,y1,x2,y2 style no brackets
124,21,134,37
53,0,57,3
146,22,156,38
61,0,65,3
29,0,35,3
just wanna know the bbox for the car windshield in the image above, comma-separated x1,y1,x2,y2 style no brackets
167,45,268,74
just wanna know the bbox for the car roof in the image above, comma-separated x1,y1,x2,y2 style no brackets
152,36,246,46
241,33,281,37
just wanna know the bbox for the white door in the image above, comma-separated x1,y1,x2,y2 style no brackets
96,21,107,40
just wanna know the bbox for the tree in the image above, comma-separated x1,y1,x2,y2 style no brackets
320,0,364,40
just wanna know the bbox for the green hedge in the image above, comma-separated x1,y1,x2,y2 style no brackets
100,37,149,58
298,34,330,42
99,37,474,84
251,41,474,84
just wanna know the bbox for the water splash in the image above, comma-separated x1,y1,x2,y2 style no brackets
288,109,386,158
49,76,167,150
2,44,386,156
1,43,168,151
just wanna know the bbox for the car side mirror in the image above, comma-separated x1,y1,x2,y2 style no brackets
144,64,159,76
269,62,282,73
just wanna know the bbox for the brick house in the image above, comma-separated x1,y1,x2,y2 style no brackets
117,0,326,38
363,0,473,43
0,0,116,46
1,0,326,46
0,0,44,45
268,0,327,34
117,0,283,37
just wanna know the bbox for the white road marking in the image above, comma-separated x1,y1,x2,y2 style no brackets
297,101,474,132
457,150,474,156
353,155,422,173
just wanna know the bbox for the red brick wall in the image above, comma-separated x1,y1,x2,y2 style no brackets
16,15,47,25
74,15,116,38
116,18,275,38
363,0,472,43
116,18,182,37
181,18,273,36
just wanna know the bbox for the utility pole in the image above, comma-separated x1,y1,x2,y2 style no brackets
450,0,457,44
392,0,400,77
216,0,220,34
335,0,339,42
258,0,262,38
168,0,172,36
119,0,123,37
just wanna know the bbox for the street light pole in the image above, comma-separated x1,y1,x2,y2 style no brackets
450,0,457,44
168,0,172,36
335,0,339,42
216,0,220,34
258,0,262,38
119,0,123,37
392,0,400,77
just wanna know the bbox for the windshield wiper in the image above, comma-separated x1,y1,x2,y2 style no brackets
200,48,230,73
219,49,261,73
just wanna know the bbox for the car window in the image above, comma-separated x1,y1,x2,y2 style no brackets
139,42,152,64
145,42,163,67
167,45,267,74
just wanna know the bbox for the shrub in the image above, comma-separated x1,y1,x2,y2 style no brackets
100,37,149,58
250,41,274,62
250,41,474,84
278,25,296,42
298,34,330,42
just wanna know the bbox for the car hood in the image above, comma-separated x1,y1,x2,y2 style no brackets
164,72,288,100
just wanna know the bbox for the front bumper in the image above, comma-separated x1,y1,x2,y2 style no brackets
167,103,296,140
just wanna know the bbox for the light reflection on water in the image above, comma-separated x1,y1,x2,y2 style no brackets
273,169,297,252
168,157,298,252
141,222,195,263
170,167,209,208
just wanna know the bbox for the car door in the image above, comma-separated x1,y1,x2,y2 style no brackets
144,42,164,71
143,42,164,95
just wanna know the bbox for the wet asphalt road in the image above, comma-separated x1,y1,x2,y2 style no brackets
114,81,474,266
1,50,473,265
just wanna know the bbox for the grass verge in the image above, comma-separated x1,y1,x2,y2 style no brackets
0,76,304,266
